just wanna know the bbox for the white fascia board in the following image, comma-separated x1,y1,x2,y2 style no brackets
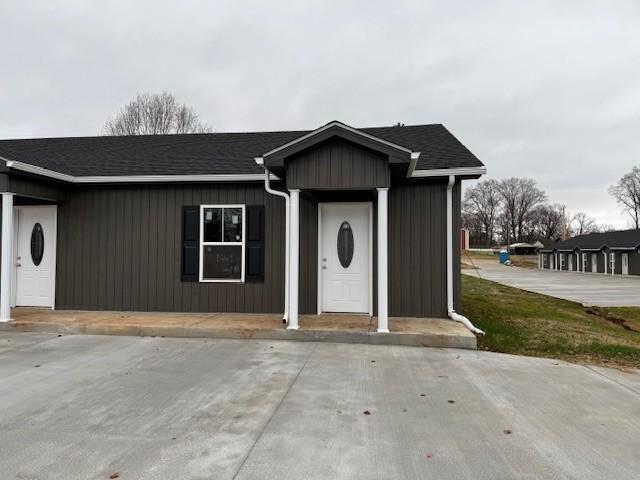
262,120,414,157
4,159,277,183
410,166,487,178
5,160,75,182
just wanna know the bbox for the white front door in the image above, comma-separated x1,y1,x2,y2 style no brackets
622,253,629,275
591,253,597,273
15,206,56,307
319,203,371,314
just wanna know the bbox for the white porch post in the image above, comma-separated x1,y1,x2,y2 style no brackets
1,193,14,322
288,189,300,330
376,188,389,333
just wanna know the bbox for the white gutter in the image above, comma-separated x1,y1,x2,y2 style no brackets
411,166,487,178
446,175,485,336
258,159,289,322
4,159,276,183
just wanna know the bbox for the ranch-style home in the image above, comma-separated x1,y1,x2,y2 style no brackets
538,229,640,276
0,121,486,334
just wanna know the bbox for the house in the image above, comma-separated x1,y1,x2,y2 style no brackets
0,121,486,333
507,241,544,255
538,229,640,275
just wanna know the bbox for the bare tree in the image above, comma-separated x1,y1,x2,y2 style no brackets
609,166,640,229
462,179,501,247
497,177,547,242
103,91,211,135
571,212,597,236
532,204,565,240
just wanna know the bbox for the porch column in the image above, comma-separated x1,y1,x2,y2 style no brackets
376,188,389,333
288,189,300,330
1,193,14,322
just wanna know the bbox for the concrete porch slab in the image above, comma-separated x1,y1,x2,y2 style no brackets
0,309,477,349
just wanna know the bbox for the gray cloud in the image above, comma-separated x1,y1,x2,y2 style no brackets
1,0,639,227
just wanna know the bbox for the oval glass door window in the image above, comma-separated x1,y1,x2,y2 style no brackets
337,221,354,268
30,223,45,266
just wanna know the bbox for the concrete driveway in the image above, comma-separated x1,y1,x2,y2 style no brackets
464,258,640,306
1,332,639,479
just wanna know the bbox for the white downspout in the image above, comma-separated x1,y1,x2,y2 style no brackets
260,163,289,323
446,175,485,336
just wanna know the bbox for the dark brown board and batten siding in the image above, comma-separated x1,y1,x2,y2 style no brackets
388,180,462,318
55,183,286,313
0,173,64,202
286,138,390,190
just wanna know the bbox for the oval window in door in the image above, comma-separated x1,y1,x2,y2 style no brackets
30,223,44,266
337,221,354,268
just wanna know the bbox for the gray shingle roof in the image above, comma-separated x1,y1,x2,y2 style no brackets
541,229,640,252
0,124,483,177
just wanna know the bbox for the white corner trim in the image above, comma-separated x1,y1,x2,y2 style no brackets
254,157,264,165
411,166,487,178
262,121,415,157
4,159,276,183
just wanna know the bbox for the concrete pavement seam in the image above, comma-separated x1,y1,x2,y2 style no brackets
231,342,319,479
582,364,640,396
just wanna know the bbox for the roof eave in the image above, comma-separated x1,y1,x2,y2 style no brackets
3,159,277,184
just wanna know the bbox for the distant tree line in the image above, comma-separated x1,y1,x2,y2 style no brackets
462,177,619,247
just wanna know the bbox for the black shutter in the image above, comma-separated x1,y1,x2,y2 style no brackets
182,206,200,282
245,205,265,283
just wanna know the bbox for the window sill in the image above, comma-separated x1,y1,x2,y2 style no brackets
199,279,244,283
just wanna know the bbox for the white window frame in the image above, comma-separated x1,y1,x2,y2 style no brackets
560,253,565,270
582,252,587,273
199,204,246,283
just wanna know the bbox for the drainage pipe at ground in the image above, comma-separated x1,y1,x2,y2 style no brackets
446,175,485,336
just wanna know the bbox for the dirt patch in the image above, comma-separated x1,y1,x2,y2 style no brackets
585,307,640,333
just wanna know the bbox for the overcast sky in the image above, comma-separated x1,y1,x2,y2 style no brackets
1,1,639,228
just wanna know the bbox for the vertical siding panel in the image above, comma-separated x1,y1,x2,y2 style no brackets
106,188,116,309
191,187,202,312
89,190,100,308
122,188,133,311
148,188,159,310
162,187,174,312
131,188,142,310
388,181,450,319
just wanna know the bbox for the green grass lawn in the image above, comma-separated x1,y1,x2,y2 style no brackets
462,275,640,368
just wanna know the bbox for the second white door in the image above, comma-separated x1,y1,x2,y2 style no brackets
15,206,56,307
320,203,370,314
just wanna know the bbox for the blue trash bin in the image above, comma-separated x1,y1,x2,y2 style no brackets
499,250,509,264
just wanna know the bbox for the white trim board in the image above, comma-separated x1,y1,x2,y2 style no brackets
262,121,415,158
3,160,278,183
4,158,486,183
